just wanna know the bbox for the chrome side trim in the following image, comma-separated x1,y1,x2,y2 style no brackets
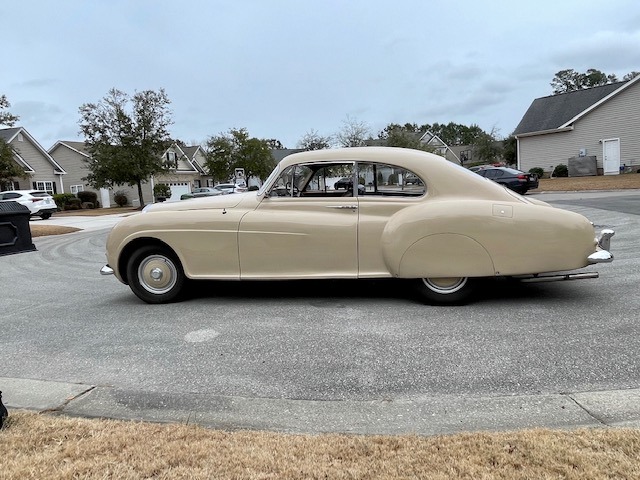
100,265,114,275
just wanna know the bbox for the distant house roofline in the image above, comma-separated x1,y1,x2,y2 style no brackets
1,126,67,174
513,77,640,137
558,74,640,129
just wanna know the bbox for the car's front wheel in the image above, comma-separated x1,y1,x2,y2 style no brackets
416,277,475,305
126,245,185,304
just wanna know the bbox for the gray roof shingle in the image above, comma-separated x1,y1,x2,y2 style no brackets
513,81,627,135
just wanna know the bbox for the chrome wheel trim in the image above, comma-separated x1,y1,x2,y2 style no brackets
421,277,468,294
137,254,178,295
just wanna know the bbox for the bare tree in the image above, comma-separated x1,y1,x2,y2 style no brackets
335,116,371,147
297,129,332,151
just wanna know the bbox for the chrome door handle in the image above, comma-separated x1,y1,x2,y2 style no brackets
326,205,358,210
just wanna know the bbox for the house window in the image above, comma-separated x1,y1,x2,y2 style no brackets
35,181,54,195
1,181,19,191
70,185,85,194
17,133,23,142
207,179,214,187
194,180,201,188
166,151,177,169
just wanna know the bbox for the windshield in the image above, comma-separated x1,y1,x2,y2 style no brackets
258,164,280,195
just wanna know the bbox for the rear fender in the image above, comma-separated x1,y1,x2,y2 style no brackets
396,233,495,278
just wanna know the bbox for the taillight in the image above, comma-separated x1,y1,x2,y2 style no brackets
30,198,43,202
517,174,527,181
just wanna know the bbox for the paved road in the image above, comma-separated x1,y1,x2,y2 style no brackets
1,192,639,434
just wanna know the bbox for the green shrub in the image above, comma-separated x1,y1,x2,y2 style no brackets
64,198,82,210
529,167,544,179
552,164,569,177
53,193,76,210
153,183,171,199
114,190,128,207
77,190,98,206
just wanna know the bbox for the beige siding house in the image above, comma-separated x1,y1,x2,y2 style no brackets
152,144,210,202
514,76,640,176
48,141,153,208
0,127,66,193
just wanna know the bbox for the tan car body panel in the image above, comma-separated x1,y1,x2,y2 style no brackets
104,147,600,284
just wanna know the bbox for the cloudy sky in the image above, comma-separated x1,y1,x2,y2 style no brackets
3,0,640,149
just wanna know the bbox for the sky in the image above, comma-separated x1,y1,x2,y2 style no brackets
3,0,640,150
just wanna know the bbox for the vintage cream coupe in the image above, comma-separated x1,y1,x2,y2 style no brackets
101,147,614,304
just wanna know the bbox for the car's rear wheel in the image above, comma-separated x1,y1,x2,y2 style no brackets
416,277,474,305
126,245,185,304
40,212,52,219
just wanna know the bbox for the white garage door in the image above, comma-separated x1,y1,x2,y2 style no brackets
166,182,191,202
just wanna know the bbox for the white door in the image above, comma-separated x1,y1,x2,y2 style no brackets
603,138,620,175
100,188,111,208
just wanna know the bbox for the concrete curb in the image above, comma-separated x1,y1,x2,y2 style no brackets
2,377,639,435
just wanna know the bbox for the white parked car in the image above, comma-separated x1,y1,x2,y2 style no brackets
0,190,57,219
215,183,248,194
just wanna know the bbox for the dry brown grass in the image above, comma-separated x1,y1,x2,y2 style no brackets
30,225,81,237
538,173,640,191
55,207,139,216
1,412,639,479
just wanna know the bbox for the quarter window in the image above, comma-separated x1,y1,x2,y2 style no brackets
357,163,425,197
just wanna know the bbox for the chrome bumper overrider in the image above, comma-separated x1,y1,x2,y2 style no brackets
588,229,615,264
100,265,114,275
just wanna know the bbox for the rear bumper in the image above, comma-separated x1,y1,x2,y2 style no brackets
100,264,114,275
32,208,57,216
588,229,614,264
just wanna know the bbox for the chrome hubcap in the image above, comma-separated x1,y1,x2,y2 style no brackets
422,277,468,294
138,255,178,295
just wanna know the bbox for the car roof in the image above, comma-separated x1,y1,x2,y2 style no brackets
278,147,520,201
483,166,522,174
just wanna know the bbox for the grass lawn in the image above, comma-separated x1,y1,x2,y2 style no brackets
2,412,639,479
538,173,640,191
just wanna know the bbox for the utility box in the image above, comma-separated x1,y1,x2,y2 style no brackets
0,201,36,256
568,155,598,177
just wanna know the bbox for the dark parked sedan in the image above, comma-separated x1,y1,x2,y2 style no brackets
475,167,539,194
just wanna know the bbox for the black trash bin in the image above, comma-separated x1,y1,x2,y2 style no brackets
0,201,36,256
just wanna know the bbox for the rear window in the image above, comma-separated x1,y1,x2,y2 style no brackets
29,191,52,197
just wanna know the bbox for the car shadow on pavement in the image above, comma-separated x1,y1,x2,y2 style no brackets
181,277,579,305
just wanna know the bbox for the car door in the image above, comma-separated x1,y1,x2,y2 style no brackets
238,162,359,279
355,162,426,277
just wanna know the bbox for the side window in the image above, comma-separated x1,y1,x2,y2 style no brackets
304,164,355,196
269,165,313,197
357,163,425,197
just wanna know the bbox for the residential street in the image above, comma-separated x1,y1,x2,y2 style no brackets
1,192,639,435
